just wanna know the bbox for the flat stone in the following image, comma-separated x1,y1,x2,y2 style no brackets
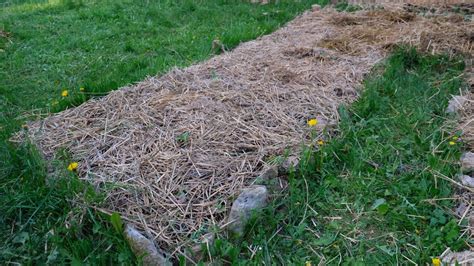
446,95,467,114
314,116,328,130
470,216,474,236
459,174,474,188
124,224,171,266
261,165,278,180
227,185,268,236
253,166,277,186
250,0,268,4
455,202,468,217
279,155,300,174
189,233,214,262
461,152,474,173
312,4,321,11
441,250,474,264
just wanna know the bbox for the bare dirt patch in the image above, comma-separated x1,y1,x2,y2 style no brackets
24,4,472,258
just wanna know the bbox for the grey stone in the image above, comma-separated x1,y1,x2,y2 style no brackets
441,250,474,265
124,224,171,266
227,185,268,236
459,174,474,188
455,202,468,217
446,95,467,114
254,166,288,194
253,166,277,186
189,233,214,262
261,166,278,180
461,152,474,173
279,155,300,174
312,4,321,11
250,0,268,4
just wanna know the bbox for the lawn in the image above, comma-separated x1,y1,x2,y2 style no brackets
0,0,325,264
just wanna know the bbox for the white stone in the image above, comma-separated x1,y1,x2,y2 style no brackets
446,95,467,114
459,174,474,188
279,155,300,173
261,165,278,180
227,185,268,236
461,152,474,173
312,4,321,11
441,250,474,264
124,224,171,266
189,233,214,262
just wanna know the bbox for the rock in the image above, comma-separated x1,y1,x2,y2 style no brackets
470,216,474,236
279,155,300,174
261,165,279,180
253,165,277,185
189,233,214,262
312,4,321,11
250,0,268,4
455,202,468,217
459,174,474,188
461,152,474,173
446,95,467,114
124,224,171,266
254,165,288,194
441,250,474,264
314,116,328,130
227,185,268,236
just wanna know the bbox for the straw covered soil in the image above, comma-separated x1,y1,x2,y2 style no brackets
25,4,473,257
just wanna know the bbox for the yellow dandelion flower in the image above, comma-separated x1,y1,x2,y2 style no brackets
307,118,318,127
61,90,69,97
449,141,456,146
79,87,85,92
305,261,312,266
318,140,324,145
67,162,78,172
432,258,441,266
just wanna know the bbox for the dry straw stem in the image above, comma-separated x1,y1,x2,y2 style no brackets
24,5,473,256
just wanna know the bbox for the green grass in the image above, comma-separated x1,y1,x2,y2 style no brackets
205,49,468,264
0,0,327,124
0,0,326,264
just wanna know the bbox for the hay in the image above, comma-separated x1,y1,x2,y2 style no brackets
24,5,472,258
325,8,472,56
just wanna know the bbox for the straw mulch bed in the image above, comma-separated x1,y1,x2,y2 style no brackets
25,6,472,257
